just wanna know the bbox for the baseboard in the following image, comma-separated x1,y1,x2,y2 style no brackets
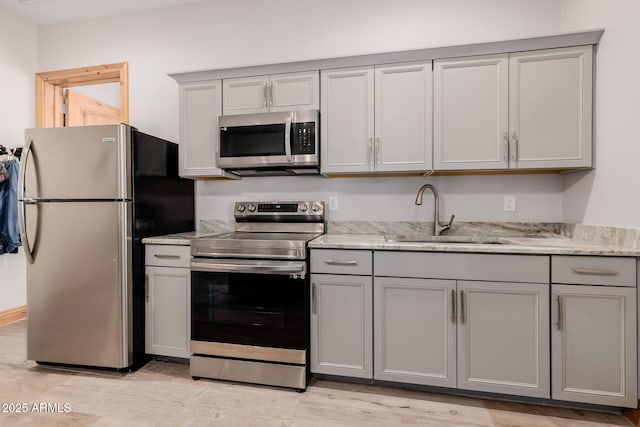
624,403,640,426
0,305,27,327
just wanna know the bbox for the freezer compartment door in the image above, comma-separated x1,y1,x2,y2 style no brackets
23,125,132,200
26,201,133,369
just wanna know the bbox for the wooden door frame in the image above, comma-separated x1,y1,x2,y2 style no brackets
35,62,129,127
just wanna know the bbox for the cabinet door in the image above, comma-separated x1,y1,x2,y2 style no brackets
509,46,592,169
145,266,190,358
179,81,229,177
310,274,373,378
375,62,433,172
552,285,637,407
434,55,509,170
222,75,269,115
457,281,550,398
374,277,456,387
321,67,375,174
269,71,319,112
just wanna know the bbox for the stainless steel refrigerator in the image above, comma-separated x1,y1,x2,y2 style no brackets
19,124,194,370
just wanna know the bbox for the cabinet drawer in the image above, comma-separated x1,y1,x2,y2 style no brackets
552,256,636,287
375,251,549,283
145,244,191,268
311,249,372,275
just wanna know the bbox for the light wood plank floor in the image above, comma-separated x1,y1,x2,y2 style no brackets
0,320,633,426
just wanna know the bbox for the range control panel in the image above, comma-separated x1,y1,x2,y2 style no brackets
234,201,324,218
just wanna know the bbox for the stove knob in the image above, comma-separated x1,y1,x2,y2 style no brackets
300,204,308,212
237,204,246,212
311,204,320,212
248,204,256,212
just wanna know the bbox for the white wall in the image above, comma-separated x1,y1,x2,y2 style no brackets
0,8,37,310
560,0,640,228
37,0,565,223
198,175,562,223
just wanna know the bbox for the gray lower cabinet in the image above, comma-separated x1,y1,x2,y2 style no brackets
551,256,637,408
374,277,456,387
373,276,549,397
457,280,550,398
310,249,638,408
310,273,373,378
145,245,191,359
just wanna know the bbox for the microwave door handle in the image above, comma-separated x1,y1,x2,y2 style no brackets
284,114,292,162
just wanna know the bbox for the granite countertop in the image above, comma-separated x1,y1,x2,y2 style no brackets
142,231,221,246
142,221,640,257
308,234,640,256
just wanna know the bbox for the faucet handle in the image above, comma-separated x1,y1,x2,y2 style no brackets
439,214,455,231
447,214,455,227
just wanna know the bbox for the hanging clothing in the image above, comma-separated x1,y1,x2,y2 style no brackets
0,158,21,254
0,162,8,184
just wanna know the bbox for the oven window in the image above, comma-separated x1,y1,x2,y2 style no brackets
191,271,308,350
219,124,286,157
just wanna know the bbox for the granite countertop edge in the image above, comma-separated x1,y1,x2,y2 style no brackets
308,234,640,257
142,231,640,256
142,231,210,246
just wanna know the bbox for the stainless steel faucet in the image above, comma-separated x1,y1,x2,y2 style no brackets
415,184,455,236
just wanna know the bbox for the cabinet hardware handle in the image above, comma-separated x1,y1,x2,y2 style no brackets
145,274,149,302
556,295,563,330
368,137,374,170
503,132,509,161
269,82,274,107
263,82,268,107
511,131,518,162
571,267,618,276
324,260,358,266
451,289,456,323
154,254,180,260
460,290,465,324
375,137,381,166
312,282,317,315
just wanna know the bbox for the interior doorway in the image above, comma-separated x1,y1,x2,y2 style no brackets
35,62,129,128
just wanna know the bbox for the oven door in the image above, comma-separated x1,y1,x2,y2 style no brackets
190,258,308,352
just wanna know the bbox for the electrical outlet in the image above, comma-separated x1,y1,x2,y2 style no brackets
329,196,338,211
503,195,516,212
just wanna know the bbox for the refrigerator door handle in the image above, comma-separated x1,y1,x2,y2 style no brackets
18,138,35,264
18,137,33,201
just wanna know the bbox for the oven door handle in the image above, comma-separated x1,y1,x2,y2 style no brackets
191,259,306,275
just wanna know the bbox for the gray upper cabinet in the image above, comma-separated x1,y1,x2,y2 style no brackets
433,55,509,170
178,81,233,178
434,45,593,171
222,71,319,116
170,31,601,178
321,62,432,174
320,67,374,174
509,46,592,169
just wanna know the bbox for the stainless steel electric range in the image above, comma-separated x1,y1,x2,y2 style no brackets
189,201,325,390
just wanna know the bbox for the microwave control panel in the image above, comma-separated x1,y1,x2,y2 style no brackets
291,122,316,155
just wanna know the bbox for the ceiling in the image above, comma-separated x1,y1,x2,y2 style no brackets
0,0,207,25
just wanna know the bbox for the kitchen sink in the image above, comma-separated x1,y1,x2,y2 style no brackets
384,234,505,244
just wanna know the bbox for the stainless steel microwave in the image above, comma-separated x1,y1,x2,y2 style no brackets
218,110,319,176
